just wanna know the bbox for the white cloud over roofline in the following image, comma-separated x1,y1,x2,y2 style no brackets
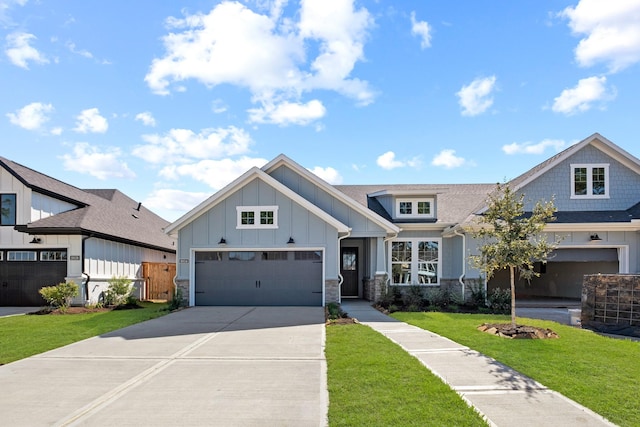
377,151,421,170
431,149,469,169
158,156,268,190
502,139,566,155
60,142,136,180
308,166,343,184
144,0,375,126
551,75,615,115
7,102,53,130
410,11,432,49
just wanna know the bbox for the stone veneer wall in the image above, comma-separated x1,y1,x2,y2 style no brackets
326,279,340,304
362,274,388,302
582,274,640,327
175,279,189,306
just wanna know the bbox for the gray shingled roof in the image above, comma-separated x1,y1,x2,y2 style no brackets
1,156,175,252
335,184,496,225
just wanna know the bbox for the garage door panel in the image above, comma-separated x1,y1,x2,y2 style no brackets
0,254,67,306
194,251,322,306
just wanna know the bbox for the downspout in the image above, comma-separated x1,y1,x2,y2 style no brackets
337,230,352,304
453,228,466,302
383,232,399,286
81,234,92,304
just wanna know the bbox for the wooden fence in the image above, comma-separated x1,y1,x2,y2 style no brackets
142,262,176,301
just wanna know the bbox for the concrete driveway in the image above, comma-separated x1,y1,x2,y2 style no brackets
0,307,327,427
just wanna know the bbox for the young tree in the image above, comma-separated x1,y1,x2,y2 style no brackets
470,183,560,327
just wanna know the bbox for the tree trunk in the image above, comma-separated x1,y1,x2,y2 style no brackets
510,266,516,327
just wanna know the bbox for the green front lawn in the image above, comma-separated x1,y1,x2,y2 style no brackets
0,302,169,365
392,312,640,427
326,323,488,426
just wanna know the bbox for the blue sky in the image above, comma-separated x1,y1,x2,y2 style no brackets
2,0,640,221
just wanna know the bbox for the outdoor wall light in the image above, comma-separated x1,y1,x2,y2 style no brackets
30,237,42,244
287,237,295,244
218,237,227,245
590,234,602,241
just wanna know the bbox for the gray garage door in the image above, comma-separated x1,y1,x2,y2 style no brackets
194,250,323,306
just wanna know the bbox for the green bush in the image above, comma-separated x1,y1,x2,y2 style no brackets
467,281,487,308
167,287,184,311
103,276,134,307
377,283,401,309
487,288,511,313
402,285,425,309
39,281,79,311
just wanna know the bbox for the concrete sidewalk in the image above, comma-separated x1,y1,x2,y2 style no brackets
340,300,616,427
0,306,327,427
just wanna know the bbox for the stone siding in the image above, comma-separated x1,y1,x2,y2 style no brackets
582,274,640,327
175,279,190,306
326,279,340,304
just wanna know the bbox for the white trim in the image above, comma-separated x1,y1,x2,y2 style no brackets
165,167,350,235
262,154,400,234
570,163,609,199
236,205,279,229
188,247,326,307
395,198,434,219
387,237,442,286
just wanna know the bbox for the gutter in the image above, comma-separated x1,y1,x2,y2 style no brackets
452,228,467,301
336,230,352,304
382,231,399,286
81,234,92,304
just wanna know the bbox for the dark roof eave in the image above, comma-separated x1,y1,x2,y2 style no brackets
14,225,176,253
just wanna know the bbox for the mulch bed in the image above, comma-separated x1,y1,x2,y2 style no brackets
28,303,143,315
478,323,559,339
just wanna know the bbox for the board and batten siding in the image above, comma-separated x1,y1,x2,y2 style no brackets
176,177,341,280
269,164,388,237
31,192,78,221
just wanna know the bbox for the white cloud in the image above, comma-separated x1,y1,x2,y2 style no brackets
73,108,108,133
133,126,252,164
502,139,566,155
247,99,326,126
50,127,63,135
560,0,640,72
5,32,48,69
211,99,228,114
145,0,375,123
551,76,614,115
6,102,53,130
60,143,136,180
410,11,432,49
376,151,421,170
457,76,497,116
135,111,156,127
431,149,467,169
143,188,210,218
159,157,268,189
66,41,93,59
308,166,342,184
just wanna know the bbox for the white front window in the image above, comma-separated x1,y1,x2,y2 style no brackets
395,198,434,219
570,164,609,199
390,238,440,285
236,206,278,229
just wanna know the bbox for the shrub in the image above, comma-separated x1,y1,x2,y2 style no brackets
167,287,184,311
326,302,342,320
487,288,511,313
467,281,487,308
403,285,425,309
103,276,134,307
39,281,78,311
377,283,401,309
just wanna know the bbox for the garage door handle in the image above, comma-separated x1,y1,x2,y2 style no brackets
312,291,322,294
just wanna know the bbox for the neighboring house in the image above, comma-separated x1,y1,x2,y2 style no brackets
0,157,176,306
165,133,640,307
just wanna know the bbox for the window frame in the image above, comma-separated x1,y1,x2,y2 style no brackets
395,198,434,219
7,251,37,261
1,193,17,226
236,206,279,229
570,164,609,199
389,238,441,286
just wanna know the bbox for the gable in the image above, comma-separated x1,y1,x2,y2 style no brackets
517,141,640,212
267,163,394,237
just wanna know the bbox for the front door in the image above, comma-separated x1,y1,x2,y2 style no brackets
340,247,358,297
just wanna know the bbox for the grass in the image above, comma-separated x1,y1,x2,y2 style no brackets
325,323,488,426
392,311,640,427
0,302,170,365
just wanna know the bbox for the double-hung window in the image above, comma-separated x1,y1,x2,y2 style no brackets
396,198,434,219
390,238,440,285
571,164,609,198
1,194,16,226
236,206,278,229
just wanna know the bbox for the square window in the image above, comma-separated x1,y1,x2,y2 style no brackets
399,201,412,215
571,164,608,199
241,211,255,225
236,206,278,229
396,198,434,219
260,210,274,225
417,201,431,215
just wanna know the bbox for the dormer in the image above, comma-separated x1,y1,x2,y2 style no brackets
368,189,440,222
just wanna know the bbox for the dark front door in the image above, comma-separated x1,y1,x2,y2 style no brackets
340,247,358,297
